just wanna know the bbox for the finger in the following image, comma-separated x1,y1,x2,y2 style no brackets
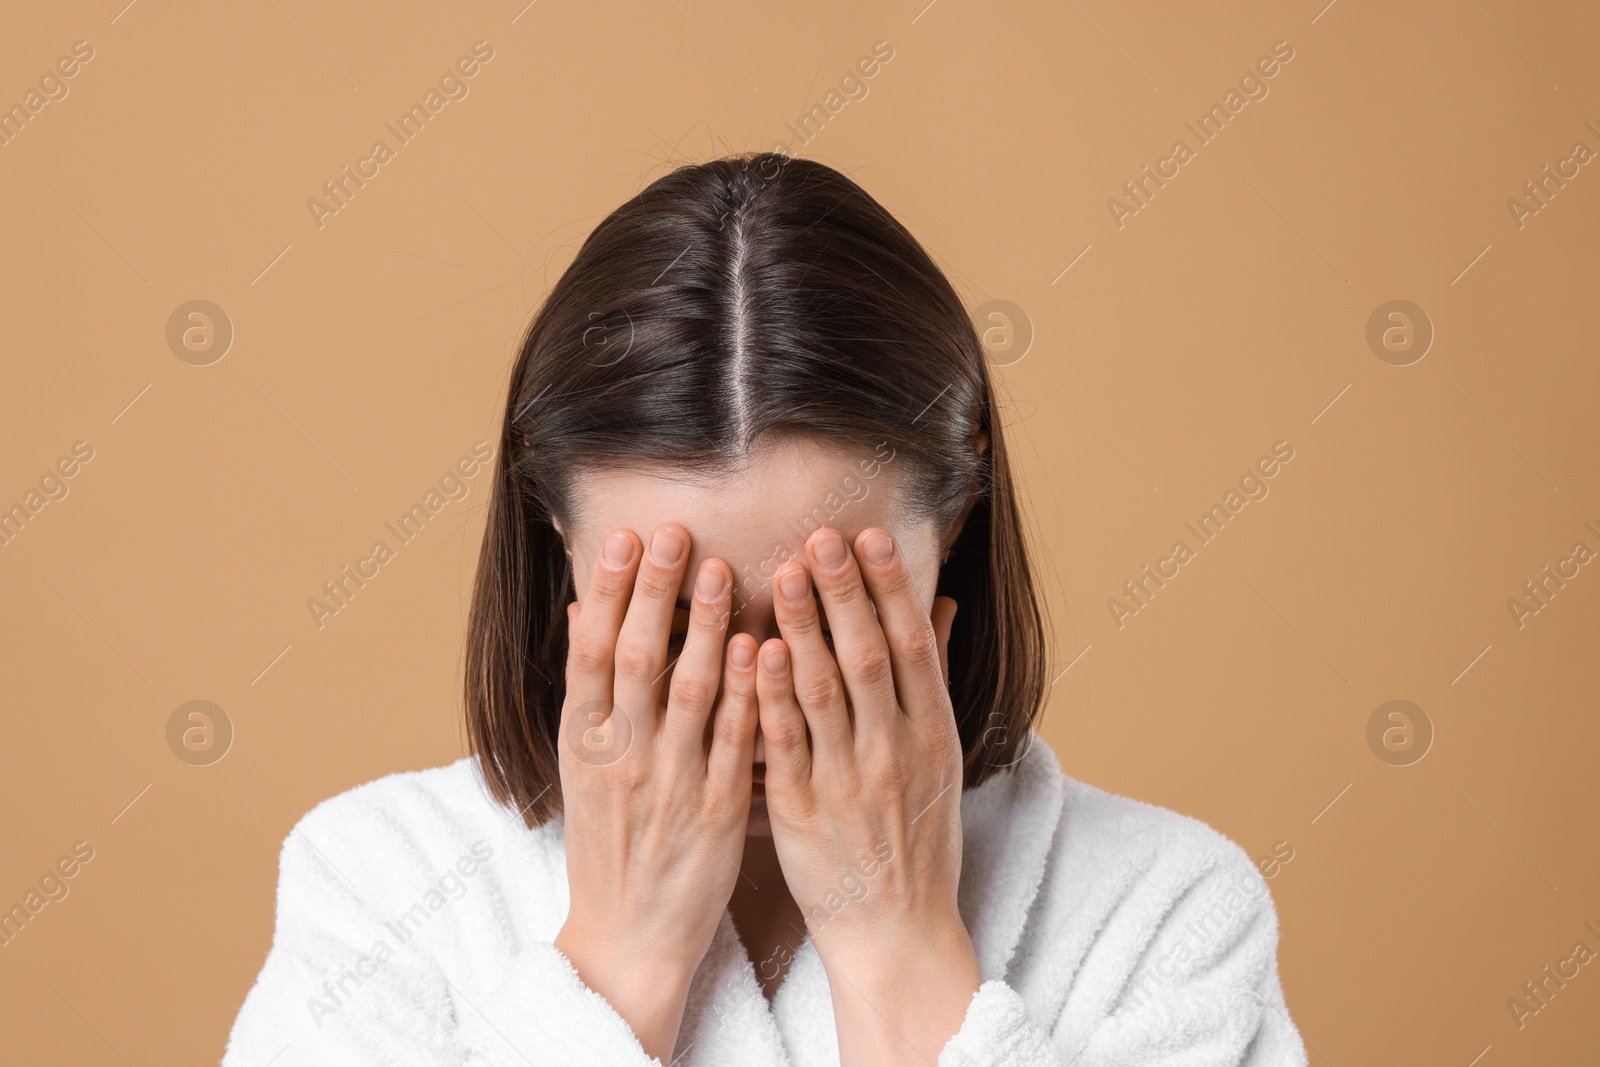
611,523,692,747
706,633,760,793
560,529,639,748
756,638,812,791
661,557,734,768
770,560,852,772
854,528,949,725
805,527,899,752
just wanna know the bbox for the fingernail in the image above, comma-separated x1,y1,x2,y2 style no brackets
604,531,633,568
812,529,847,571
650,527,684,565
731,641,755,670
779,565,809,603
696,562,727,601
862,530,893,567
763,644,789,674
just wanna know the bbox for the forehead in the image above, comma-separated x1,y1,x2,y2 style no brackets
566,438,914,583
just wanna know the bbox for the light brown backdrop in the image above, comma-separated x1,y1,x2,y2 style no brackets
2,0,1596,1062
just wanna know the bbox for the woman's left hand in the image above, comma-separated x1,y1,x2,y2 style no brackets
755,525,984,1066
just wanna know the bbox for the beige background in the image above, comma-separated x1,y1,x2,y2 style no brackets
2,0,1597,1062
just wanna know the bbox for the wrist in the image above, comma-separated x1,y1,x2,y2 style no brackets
554,919,697,1062
554,919,698,997
823,915,983,1067
821,910,977,988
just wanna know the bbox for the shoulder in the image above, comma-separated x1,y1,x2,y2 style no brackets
1003,735,1282,992
997,738,1303,1061
1057,770,1264,896
290,757,497,840
1006,731,1266,900
274,757,544,899
959,733,1275,980
994,733,1279,975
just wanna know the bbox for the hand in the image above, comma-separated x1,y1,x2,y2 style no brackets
755,526,983,1066
553,523,760,1062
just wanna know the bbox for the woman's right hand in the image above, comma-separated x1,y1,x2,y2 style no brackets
552,523,759,1062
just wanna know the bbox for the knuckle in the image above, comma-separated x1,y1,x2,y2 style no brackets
613,639,660,684
695,788,725,821
873,561,914,599
567,634,611,675
797,673,841,709
824,578,865,609
902,622,941,667
588,562,629,601
787,793,820,823
693,597,730,636
764,716,807,751
714,701,754,746
877,758,910,793
849,643,893,685
636,565,680,602
614,757,650,793
781,607,820,639
670,671,716,711
708,773,748,816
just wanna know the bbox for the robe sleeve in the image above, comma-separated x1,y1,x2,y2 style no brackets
936,835,1308,1067
221,800,664,1067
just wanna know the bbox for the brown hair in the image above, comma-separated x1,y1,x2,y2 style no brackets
464,152,1049,827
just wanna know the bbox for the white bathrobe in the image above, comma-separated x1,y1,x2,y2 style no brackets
222,732,1307,1065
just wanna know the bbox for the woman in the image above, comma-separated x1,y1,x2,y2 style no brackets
223,153,1306,1065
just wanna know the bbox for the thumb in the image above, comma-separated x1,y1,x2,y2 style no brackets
931,596,958,687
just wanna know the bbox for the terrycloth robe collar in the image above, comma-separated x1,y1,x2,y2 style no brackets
650,731,1067,1067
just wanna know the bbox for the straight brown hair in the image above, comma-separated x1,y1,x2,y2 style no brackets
465,151,1049,827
